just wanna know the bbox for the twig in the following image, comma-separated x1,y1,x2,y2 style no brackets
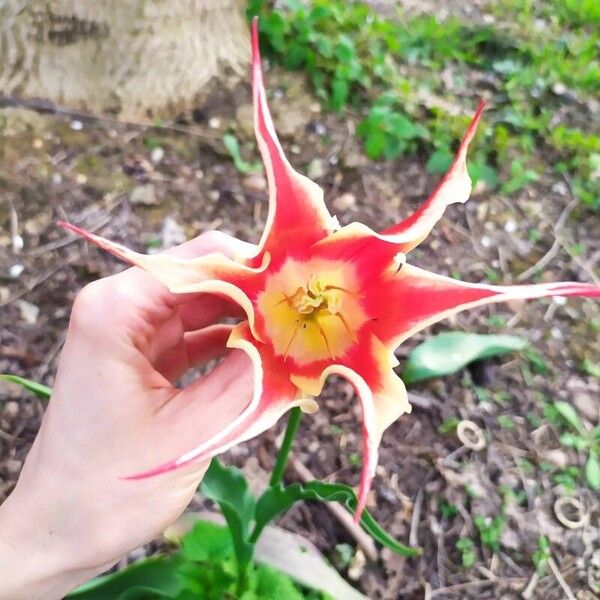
521,571,539,599
0,95,222,142
409,487,423,547
517,197,575,281
548,556,576,600
289,456,378,562
0,264,66,307
430,576,523,597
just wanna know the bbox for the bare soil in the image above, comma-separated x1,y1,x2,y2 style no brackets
1,70,598,599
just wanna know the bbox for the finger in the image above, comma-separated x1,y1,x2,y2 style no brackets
154,324,233,382
178,295,244,331
159,350,254,450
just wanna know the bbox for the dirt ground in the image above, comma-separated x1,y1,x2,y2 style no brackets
1,68,599,599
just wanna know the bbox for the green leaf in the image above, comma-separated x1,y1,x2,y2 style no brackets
364,131,386,159
201,460,256,577
401,332,528,385
330,77,349,111
0,374,52,399
426,147,453,173
585,454,600,490
181,520,233,562
255,565,304,600
253,481,420,557
222,133,262,174
67,556,183,599
554,401,585,434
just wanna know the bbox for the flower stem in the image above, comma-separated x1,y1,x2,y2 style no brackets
269,407,302,487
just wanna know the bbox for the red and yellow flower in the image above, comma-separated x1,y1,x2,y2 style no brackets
61,20,600,520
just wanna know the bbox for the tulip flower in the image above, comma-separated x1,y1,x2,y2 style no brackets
60,19,600,521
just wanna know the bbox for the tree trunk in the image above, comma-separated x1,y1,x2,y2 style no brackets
0,0,250,118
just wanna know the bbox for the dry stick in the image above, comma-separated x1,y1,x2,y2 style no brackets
408,487,423,548
517,197,576,282
521,571,539,600
430,577,524,597
548,557,576,600
288,456,378,562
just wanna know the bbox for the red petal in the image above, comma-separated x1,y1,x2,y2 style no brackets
291,334,410,523
59,221,266,337
126,322,316,480
311,102,485,272
367,263,600,348
380,101,486,252
250,18,335,265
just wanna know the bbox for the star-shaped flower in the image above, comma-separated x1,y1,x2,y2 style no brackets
61,19,599,521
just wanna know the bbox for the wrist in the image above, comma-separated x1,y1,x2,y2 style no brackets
0,471,112,600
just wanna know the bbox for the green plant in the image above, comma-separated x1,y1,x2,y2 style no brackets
401,332,528,385
544,401,600,490
455,537,477,568
474,513,506,552
532,535,551,576
247,0,599,208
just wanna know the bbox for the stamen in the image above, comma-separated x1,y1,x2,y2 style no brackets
317,322,334,359
336,312,358,342
283,324,301,362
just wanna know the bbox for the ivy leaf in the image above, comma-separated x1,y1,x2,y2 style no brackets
554,401,585,435
401,332,528,385
585,454,600,490
222,133,262,174
0,374,52,399
253,481,420,557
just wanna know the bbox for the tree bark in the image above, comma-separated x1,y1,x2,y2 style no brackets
0,0,250,118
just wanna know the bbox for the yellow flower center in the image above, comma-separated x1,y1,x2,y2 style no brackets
257,259,367,365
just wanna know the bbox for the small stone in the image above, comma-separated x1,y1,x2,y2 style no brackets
543,449,569,469
5,459,22,476
348,549,366,581
15,300,39,325
552,295,567,306
130,183,157,205
242,174,267,193
290,144,301,155
307,158,325,180
315,123,326,136
2,401,19,419
208,117,221,129
160,217,186,249
573,393,597,422
12,234,24,252
504,220,517,233
8,264,24,279
32,138,43,149
332,193,356,212
208,190,220,202
551,181,568,196
481,235,492,248
70,120,83,131
75,173,87,185
52,173,62,185
150,147,165,164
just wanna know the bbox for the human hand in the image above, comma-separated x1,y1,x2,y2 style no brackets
0,231,255,600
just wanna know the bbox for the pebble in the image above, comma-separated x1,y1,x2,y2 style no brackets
15,300,39,325
332,192,356,212
208,117,221,129
150,147,165,164
552,295,567,306
242,173,267,193
504,220,517,233
8,264,24,279
75,173,87,185
70,120,83,131
12,234,24,252
130,183,157,205
2,401,19,419
52,172,62,185
307,158,325,180
160,217,186,249
5,459,22,476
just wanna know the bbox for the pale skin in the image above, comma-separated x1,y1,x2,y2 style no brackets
0,232,255,600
